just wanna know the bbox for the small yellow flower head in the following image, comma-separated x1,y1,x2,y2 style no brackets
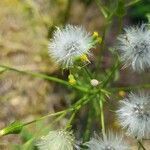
90,79,99,87
97,37,102,44
80,54,90,63
68,74,76,85
92,31,102,44
118,90,126,97
93,32,99,38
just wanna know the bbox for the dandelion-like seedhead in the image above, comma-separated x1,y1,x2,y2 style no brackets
36,130,75,150
117,24,150,72
85,131,130,150
117,92,150,139
48,25,94,68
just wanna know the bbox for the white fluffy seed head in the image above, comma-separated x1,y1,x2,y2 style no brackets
85,131,130,150
117,24,150,72
117,92,150,139
48,25,94,68
36,130,75,150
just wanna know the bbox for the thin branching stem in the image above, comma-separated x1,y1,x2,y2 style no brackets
0,95,93,137
102,61,120,87
99,94,105,137
83,105,93,141
94,0,109,19
125,0,141,7
63,0,72,25
0,65,89,93
138,140,146,150
24,96,89,127
65,110,77,130
83,67,92,79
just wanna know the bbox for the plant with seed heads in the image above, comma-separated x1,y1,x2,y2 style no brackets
0,0,150,150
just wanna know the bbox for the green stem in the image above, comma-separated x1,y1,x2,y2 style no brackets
0,95,93,137
117,16,123,35
98,94,105,137
83,103,93,141
95,0,109,18
101,25,107,52
0,65,89,93
125,0,141,7
138,140,146,150
97,93,105,137
138,141,141,150
63,0,72,25
102,61,120,87
51,113,67,125
96,22,109,70
65,110,76,130
64,95,95,130
83,67,92,79
26,95,91,126
24,110,67,126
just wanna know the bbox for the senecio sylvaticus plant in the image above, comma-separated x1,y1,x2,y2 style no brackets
0,0,150,150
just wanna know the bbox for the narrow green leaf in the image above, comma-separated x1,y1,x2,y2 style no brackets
95,0,110,18
125,0,141,7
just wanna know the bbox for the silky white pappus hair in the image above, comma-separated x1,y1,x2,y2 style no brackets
48,25,94,68
117,92,150,139
117,24,150,72
85,131,130,150
36,130,76,150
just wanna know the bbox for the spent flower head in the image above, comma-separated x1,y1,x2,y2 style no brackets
117,92,150,139
48,25,94,68
85,131,130,150
36,130,75,150
117,24,150,72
